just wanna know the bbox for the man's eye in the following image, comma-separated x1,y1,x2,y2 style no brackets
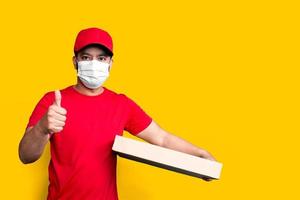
82,56,89,60
98,57,106,61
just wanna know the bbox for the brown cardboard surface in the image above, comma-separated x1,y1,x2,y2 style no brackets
112,135,222,179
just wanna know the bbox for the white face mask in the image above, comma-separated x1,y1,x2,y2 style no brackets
77,60,110,89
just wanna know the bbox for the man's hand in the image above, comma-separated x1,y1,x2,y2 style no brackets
136,120,218,182
39,90,67,137
198,149,216,161
19,90,67,164
197,149,217,181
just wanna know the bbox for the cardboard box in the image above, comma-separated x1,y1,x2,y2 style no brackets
112,135,223,179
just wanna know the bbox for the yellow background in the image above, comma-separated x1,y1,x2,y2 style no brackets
0,0,299,199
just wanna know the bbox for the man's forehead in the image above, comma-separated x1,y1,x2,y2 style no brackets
79,47,108,56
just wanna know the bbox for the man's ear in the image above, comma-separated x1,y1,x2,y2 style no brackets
72,56,77,70
108,58,113,71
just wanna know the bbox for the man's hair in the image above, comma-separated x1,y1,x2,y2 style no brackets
74,43,113,58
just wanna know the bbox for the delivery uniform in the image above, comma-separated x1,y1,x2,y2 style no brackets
26,85,152,199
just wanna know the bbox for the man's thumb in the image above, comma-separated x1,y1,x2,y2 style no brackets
54,90,61,107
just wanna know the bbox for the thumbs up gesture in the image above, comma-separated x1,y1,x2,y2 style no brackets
40,90,67,136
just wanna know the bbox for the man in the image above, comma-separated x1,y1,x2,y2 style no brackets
19,27,216,200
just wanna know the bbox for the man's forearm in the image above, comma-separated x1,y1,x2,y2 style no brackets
161,132,215,161
18,121,49,164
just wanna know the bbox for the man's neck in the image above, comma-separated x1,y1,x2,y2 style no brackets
73,79,104,96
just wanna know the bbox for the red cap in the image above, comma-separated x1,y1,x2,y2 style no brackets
74,27,113,55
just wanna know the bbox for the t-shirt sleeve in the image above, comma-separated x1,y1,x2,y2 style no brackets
123,95,153,135
26,91,54,129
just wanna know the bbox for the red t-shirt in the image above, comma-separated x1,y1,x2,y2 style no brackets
26,86,153,200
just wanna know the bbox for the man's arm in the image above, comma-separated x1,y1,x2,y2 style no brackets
19,90,67,164
136,120,216,161
18,123,50,164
